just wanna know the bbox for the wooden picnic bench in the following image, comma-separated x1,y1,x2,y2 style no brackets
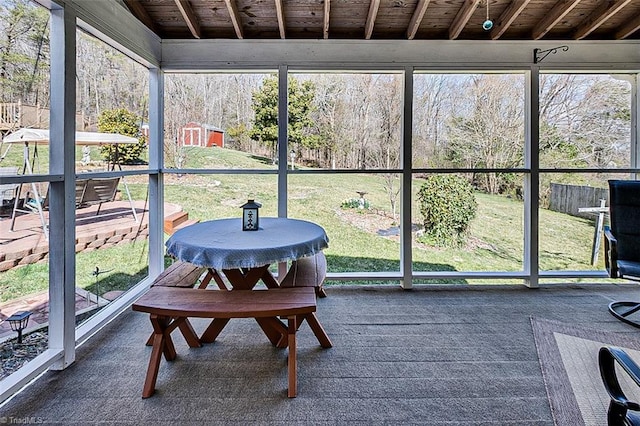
132,286,332,398
151,260,207,289
143,260,208,345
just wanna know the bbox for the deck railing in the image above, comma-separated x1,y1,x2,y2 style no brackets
0,101,21,131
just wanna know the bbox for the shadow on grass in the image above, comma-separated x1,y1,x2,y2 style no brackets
249,154,275,166
83,255,188,297
325,254,467,285
84,255,467,297
84,269,148,297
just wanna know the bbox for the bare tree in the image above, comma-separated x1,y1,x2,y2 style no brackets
309,74,347,168
413,74,458,168
76,31,148,129
0,0,49,104
446,75,525,194
540,74,631,169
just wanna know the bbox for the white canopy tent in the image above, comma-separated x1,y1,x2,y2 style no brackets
2,128,140,237
2,128,139,146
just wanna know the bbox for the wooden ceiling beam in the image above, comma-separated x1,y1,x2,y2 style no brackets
224,0,244,39
406,0,431,40
323,0,331,39
449,0,481,40
531,0,581,40
573,0,632,40
275,0,286,39
122,0,638,42
365,0,381,40
174,0,201,39
490,0,531,40
123,0,158,33
615,13,640,39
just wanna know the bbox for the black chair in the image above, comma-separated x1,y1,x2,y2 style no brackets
599,346,640,426
605,180,640,328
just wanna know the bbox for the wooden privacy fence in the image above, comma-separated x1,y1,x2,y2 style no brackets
549,183,608,219
0,101,84,131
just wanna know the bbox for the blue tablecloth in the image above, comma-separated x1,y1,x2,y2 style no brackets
165,217,329,270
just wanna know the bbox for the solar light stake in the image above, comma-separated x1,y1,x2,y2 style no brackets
7,311,32,344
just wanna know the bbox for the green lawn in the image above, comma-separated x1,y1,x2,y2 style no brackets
0,146,604,302
165,148,602,278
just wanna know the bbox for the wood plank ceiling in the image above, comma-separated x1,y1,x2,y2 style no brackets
122,0,640,41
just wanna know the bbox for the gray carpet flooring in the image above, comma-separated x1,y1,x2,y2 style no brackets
2,284,640,425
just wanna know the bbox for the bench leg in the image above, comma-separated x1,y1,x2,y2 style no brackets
287,316,297,398
304,313,333,348
143,331,164,398
142,315,177,398
316,285,328,298
283,313,332,349
146,317,201,348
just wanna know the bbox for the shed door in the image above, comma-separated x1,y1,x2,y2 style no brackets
182,127,201,146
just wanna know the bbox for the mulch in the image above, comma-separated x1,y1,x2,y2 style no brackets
0,331,48,380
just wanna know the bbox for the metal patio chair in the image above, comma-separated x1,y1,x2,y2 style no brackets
605,180,640,328
599,346,640,426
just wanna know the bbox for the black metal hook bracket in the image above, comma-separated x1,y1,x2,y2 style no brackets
533,45,569,64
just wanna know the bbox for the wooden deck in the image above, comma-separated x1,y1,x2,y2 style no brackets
0,200,182,272
0,200,187,340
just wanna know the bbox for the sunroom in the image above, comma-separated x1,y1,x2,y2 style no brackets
1,0,640,423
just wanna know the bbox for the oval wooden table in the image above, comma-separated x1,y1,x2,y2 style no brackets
164,217,330,345
165,217,329,289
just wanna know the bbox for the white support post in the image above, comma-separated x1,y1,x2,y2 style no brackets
524,67,540,288
401,67,414,289
632,74,639,180
278,65,289,218
277,66,289,280
49,6,77,370
148,68,165,278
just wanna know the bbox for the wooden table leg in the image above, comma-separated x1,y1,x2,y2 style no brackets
260,268,280,289
223,266,270,290
255,317,287,347
206,268,229,290
201,266,292,347
220,265,289,346
200,318,230,343
177,318,202,348
197,270,214,289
